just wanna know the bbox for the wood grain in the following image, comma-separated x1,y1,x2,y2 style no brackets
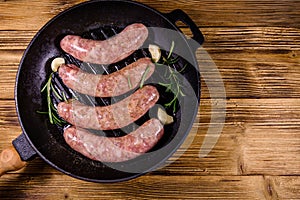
0,0,300,30
1,174,299,199
0,173,299,200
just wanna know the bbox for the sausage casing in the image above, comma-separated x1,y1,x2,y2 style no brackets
63,118,164,162
57,85,159,130
58,58,155,97
60,23,148,64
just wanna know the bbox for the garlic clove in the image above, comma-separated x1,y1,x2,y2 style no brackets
149,44,161,63
157,107,174,125
51,57,65,72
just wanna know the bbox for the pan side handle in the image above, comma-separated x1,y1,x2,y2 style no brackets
165,9,204,50
0,133,36,177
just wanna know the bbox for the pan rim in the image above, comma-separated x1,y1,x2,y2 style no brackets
14,0,200,183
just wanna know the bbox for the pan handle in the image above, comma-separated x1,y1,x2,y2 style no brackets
166,9,204,49
0,133,36,177
0,146,26,177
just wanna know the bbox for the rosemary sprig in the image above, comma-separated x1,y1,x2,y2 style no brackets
158,41,187,113
38,72,67,126
159,64,187,112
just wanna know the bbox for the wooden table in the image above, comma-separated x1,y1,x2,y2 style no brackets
0,0,299,199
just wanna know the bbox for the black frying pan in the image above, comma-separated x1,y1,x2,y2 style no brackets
2,0,204,182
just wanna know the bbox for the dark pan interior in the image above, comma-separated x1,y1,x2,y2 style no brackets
15,0,200,182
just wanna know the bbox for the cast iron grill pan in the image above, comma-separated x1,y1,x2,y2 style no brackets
15,0,203,182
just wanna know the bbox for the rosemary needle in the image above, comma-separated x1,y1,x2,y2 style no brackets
140,66,151,88
127,76,132,89
62,92,68,102
51,83,63,101
41,82,48,93
167,41,175,60
36,111,48,114
46,74,53,124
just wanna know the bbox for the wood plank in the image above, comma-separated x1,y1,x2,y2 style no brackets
197,26,300,99
138,0,300,28
0,65,19,99
198,49,300,99
240,124,300,175
0,31,35,50
0,0,300,30
1,173,299,200
223,99,300,175
0,0,83,31
201,27,300,50
267,176,300,199
0,99,299,176
0,174,271,199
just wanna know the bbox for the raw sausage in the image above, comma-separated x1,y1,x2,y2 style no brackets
63,118,164,162
64,119,164,162
58,57,155,97
57,85,159,130
58,85,159,130
58,57,154,97
60,23,148,64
